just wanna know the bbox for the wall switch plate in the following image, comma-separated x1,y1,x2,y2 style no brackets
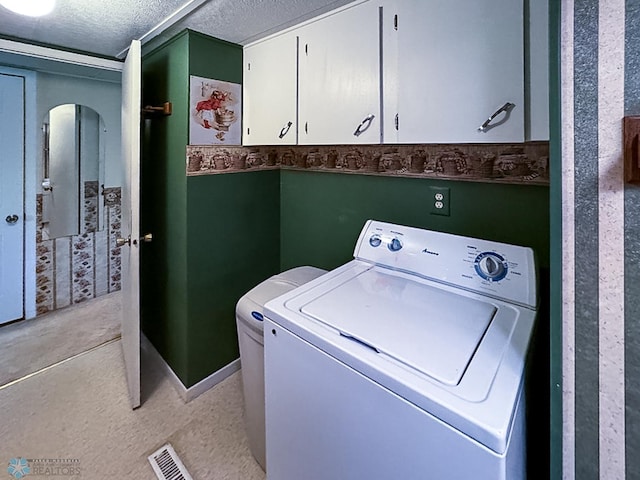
429,186,450,216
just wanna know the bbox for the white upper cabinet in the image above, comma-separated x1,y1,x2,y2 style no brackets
527,0,549,141
298,1,381,145
384,0,525,144
242,0,544,146
243,31,298,145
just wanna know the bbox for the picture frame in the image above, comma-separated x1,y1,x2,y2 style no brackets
189,75,241,145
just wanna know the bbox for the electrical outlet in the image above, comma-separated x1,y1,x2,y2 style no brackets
429,186,450,216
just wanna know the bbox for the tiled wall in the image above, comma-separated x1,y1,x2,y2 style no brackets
35,187,122,315
83,180,99,233
186,142,549,185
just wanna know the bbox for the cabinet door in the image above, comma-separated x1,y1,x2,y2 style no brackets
392,0,524,143
527,0,549,141
298,1,381,145
243,32,297,145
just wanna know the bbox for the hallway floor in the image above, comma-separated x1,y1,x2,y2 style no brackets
0,292,121,387
0,300,265,479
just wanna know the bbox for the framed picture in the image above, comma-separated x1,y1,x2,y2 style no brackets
189,75,241,145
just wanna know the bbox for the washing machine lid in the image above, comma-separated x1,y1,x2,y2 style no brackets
300,268,497,386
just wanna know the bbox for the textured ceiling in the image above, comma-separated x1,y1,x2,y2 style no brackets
0,0,355,59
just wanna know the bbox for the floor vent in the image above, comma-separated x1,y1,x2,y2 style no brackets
148,444,193,480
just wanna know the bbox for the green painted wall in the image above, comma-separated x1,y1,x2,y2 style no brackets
280,170,550,270
183,32,271,387
142,30,281,387
141,31,190,382
188,31,242,84
186,171,280,385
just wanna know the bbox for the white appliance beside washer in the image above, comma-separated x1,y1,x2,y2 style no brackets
264,220,537,480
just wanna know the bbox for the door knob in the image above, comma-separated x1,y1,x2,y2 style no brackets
5,214,18,224
116,234,152,247
116,236,131,247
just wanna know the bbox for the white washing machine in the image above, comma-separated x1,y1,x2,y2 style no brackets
264,220,537,480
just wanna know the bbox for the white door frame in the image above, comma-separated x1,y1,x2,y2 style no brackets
0,66,37,320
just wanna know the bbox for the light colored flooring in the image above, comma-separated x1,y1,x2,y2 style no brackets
0,295,265,479
0,292,121,387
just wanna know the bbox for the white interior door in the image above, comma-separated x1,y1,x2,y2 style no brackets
120,40,141,409
0,73,24,324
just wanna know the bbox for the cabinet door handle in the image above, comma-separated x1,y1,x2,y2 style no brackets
353,114,375,137
478,102,515,132
5,214,18,224
279,121,293,139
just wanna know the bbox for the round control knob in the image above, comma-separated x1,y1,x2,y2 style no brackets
369,234,382,248
474,252,508,282
388,237,403,252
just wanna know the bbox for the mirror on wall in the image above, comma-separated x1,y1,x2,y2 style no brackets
42,104,106,239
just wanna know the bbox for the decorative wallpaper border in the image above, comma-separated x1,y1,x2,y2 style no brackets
186,143,549,185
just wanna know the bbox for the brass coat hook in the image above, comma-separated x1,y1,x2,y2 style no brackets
142,102,172,117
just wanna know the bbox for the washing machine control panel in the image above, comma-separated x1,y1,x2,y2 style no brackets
474,252,508,282
369,234,382,248
369,234,403,252
354,220,537,308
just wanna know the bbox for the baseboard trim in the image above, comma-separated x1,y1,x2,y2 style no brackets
141,334,240,403
185,357,241,402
